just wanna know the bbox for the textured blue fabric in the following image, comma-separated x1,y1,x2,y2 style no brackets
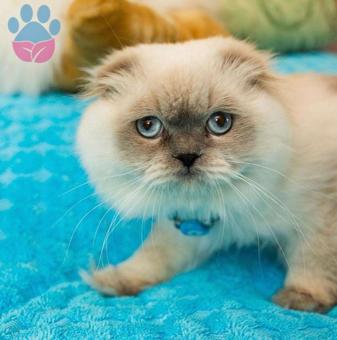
1,52,337,339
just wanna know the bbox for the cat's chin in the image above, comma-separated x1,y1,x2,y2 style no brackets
174,167,209,183
176,170,198,180
174,172,230,189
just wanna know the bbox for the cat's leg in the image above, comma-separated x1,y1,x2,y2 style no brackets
82,220,219,295
273,225,337,313
56,0,228,90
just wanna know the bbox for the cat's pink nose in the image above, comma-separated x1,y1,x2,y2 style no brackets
174,153,200,168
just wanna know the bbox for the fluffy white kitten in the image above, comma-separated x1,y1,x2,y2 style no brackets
77,37,337,312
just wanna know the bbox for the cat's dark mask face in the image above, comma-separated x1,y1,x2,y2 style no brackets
113,84,257,186
78,38,290,218
84,38,282,188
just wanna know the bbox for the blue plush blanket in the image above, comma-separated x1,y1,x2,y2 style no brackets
1,52,337,339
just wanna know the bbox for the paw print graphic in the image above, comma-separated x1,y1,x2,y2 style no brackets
8,4,61,63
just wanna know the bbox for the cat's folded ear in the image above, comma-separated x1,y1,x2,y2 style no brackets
217,38,276,88
82,48,139,98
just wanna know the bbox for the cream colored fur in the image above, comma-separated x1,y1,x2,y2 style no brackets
77,37,337,312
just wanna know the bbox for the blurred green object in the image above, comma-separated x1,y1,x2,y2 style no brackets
221,0,337,52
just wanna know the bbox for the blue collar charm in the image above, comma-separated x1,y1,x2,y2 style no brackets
174,219,212,237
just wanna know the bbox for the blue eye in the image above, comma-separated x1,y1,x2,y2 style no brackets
207,112,232,135
136,116,163,138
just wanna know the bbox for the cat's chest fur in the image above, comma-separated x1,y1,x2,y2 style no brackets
160,181,299,248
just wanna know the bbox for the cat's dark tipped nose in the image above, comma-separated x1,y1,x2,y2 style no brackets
175,153,200,168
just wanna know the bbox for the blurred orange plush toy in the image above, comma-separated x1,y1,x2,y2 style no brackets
58,0,228,91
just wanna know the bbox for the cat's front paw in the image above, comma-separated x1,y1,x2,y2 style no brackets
81,265,148,296
273,287,333,313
